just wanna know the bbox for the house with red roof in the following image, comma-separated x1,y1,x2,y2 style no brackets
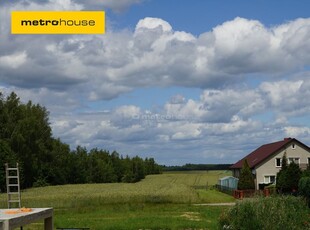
230,138,310,190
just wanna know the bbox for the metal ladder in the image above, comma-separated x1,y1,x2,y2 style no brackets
5,163,21,209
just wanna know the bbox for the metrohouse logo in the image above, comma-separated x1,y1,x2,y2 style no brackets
11,11,105,34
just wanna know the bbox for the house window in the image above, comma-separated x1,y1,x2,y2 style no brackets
264,175,276,184
292,143,296,149
308,158,310,166
275,158,282,167
288,157,300,165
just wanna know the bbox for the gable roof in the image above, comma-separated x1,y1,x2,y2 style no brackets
230,138,310,169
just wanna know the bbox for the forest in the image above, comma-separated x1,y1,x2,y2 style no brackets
0,92,161,191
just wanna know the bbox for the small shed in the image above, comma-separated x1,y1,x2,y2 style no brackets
218,176,239,189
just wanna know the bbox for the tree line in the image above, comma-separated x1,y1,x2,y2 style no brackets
162,163,232,171
0,92,161,191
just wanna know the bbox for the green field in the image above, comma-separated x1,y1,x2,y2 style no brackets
0,171,234,229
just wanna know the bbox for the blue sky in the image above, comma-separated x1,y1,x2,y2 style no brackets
109,0,310,34
0,0,310,165
104,0,310,110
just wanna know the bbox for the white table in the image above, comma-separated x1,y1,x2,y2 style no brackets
0,208,53,230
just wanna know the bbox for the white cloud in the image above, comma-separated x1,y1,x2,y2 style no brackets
0,3,310,164
136,17,173,32
212,17,270,58
275,18,310,64
169,94,186,104
200,89,265,120
164,88,265,123
18,84,299,164
260,79,310,116
1,13,310,100
209,17,293,74
214,115,260,134
260,80,303,106
284,126,310,138
0,52,27,69
4,76,309,164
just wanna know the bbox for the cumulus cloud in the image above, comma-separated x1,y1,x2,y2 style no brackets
136,17,173,32
0,52,27,69
1,12,310,100
164,88,265,123
3,80,308,164
284,126,310,138
44,79,310,164
0,1,310,164
260,78,310,116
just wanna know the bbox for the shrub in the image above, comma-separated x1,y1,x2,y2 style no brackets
277,161,301,193
237,159,255,190
33,177,50,187
299,177,310,207
302,165,310,177
218,196,310,230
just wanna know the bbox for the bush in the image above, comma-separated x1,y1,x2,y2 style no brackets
302,166,310,177
237,159,255,190
219,196,310,230
33,177,50,188
277,161,302,193
299,177,310,207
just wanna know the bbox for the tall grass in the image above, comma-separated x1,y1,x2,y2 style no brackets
219,196,310,230
0,171,232,208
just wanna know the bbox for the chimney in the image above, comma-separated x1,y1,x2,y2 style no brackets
284,137,291,141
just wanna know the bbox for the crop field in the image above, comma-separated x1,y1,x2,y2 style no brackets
0,170,234,229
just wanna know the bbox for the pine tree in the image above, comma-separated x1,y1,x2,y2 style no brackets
277,152,302,193
281,152,288,170
238,159,255,190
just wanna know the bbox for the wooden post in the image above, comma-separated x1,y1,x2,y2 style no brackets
44,215,53,230
240,191,244,199
264,188,270,197
1,220,9,230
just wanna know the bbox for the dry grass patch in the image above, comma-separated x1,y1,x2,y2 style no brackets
181,212,202,221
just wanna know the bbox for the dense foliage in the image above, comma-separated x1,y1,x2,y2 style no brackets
299,177,310,207
237,159,255,190
302,164,310,177
276,153,302,193
219,196,310,230
299,166,310,207
0,92,161,190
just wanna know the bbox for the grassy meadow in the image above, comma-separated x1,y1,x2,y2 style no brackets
0,170,234,229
